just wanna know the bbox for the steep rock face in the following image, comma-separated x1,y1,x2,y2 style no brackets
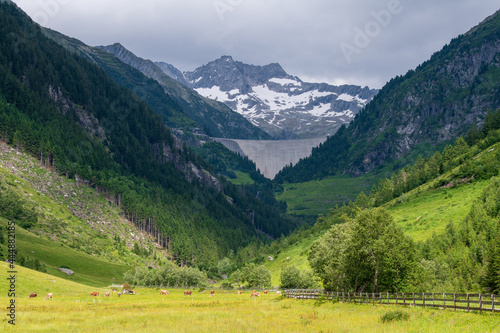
179,56,378,139
276,10,500,182
351,28,500,176
151,139,222,192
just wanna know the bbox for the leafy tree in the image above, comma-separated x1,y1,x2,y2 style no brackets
217,257,233,276
309,208,415,293
308,223,350,291
241,263,271,288
280,265,319,289
280,265,302,289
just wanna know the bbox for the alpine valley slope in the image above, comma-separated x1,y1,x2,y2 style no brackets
0,1,297,268
88,42,271,140
276,10,500,183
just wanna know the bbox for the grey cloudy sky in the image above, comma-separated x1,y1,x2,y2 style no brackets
12,0,499,88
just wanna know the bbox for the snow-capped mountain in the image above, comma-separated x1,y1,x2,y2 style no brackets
164,56,378,139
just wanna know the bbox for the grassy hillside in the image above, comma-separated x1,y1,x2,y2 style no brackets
276,175,376,218
7,221,130,286
265,128,500,290
388,181,489,242
0,140,177,286
0,141,165,266
0,261,98,297
263,237,315,287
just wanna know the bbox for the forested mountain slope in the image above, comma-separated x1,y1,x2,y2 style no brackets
0,2,296,267
97,43,271,140
42,30,270,140
276,10,500,183
259,110,500,292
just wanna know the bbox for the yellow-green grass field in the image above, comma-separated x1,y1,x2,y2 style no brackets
2,263,499,332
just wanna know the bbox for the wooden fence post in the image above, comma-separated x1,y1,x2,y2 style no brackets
467,294,470,312
492,295,495,313
443,293,446,310
454,293,456,311
413,293,415,307
423,293,426,307
432,293,435,308
479,294,483,313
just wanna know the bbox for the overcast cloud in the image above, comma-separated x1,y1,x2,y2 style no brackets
12,0,499,88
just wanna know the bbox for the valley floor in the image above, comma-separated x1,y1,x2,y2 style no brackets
1,264,498,332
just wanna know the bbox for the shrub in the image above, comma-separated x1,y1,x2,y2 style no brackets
380,310,410,323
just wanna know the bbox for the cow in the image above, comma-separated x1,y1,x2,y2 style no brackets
45,293,53,300
210,290,215,295
184,290,192,296
276,291,282,296
29,293,37,299
90,292,99,297
237,290,243,294
160,290,169,295
250,291,260,297
264,290,268,294
104,292,111,297
209,293,214,298
117,292,121,298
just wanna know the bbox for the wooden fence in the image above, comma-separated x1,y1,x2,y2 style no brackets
284,289,500,313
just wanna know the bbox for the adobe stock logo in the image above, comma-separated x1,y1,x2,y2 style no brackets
213,0,245,21
340,0,405,64
32,0,71,26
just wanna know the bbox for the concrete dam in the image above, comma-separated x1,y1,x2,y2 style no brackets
214,138,327,179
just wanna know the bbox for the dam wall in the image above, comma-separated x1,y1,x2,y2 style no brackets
214,138,326,179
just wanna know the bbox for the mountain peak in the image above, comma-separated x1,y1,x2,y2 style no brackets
219,55,234,62
180,56,378,138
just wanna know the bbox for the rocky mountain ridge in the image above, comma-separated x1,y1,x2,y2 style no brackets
162,55,378,139
96,43,270,140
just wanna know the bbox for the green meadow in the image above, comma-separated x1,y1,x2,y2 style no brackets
387,181,490,242
1,263,499,332
277,175,375,217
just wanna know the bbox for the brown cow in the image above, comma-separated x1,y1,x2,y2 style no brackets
264,290,268,294
45,293,53,300
90,292,99,297
210,290,215,295
160,290,169,295
104,292,111,297
250,291,260,297
29,293,37,299
237,290,243,294
184,290,192,296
